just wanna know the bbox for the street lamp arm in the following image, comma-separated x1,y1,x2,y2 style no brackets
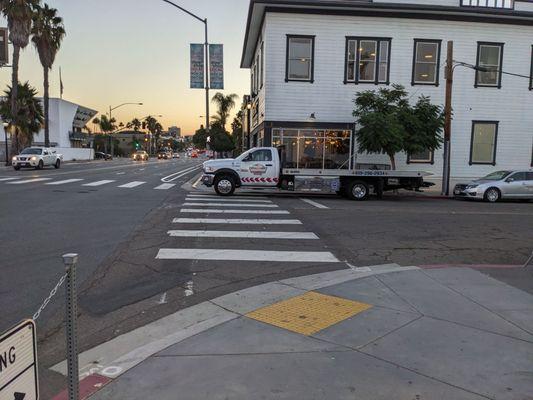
161,0,206,24
110,102,143,113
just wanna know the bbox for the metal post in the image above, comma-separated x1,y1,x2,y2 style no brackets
442,41,454,197
204,19,210,135
64,253,79,400
3,125,9,166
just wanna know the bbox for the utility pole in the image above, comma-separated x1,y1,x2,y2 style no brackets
442,41,453,197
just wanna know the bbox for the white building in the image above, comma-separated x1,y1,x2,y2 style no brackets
1,98,97,161
241,0,533,184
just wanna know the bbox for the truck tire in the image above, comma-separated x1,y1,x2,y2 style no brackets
36,160,44,170
54,159,61,169
214,175,236,196
347,180,369,201
13,166,20,171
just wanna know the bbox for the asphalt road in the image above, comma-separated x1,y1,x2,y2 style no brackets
0,161,532,399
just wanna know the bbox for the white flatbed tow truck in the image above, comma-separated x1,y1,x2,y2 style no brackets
201,147,432,201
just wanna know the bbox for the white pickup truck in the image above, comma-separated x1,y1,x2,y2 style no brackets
201,147,432,201
12,147,63,170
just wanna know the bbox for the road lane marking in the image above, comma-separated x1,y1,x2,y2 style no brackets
83,180,116,187
183,202,279,208
173,218,302,225
119,181,146,188
301,198,329,209
157,249,339,263
161,166,201,182
187,194,268,200
180,209,290,215
192,176,202,189
185,197,273,203
7,178,52,184
45,179,84,185
0,177,19,182
154,183,176,190
167,230,319,239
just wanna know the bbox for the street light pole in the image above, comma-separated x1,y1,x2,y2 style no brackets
442,41,454,197
161,0,210,135
108,102,143,157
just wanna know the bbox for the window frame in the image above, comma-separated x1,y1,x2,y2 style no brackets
260,41,264,89
407,150,435,165
285,35,315,83
469,120,499,166
475,42,504,89
460,0,514,9
344,36,392,85
529,45,532,91
411,39,442,87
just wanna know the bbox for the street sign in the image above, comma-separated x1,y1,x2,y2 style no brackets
0,321,38,400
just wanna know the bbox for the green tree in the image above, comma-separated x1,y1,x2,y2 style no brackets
31,3,66,147
353,84,444,169
1,0,40,118
128,118,141,132
0,82,44,152
192,125,208,149
145,115,163,149
92,115,116,154
211,92,239,130
231,109,243,155
210,122,235,153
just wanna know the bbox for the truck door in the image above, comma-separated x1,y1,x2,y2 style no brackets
239,149,278,187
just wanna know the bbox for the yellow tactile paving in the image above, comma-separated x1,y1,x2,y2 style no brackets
246,291,372,336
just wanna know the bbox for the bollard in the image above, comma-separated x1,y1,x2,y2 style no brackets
63,253,79,400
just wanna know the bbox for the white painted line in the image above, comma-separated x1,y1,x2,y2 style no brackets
83,180,116,187
0,177,19,182
119,181,146,189
168,230,319,240
301,198,329,209
116,172,126,175
180,209,290,215
185,197,272,203
192,176,202,189
161,166,201,183
183,203,279,208
45,179,84,186
7,178,52,185
154,183,176,190
173,218,302,225
188,194,268,200
157,249,340,263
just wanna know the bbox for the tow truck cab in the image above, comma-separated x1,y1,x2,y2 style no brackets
201,147,431,200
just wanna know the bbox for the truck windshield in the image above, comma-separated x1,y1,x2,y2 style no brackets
481,171,512,180
20,148,42,155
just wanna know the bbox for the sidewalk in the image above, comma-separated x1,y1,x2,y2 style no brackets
53,265,533,400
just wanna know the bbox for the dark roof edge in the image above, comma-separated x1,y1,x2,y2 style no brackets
240,0,533,68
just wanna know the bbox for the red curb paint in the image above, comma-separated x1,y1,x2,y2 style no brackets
51,374,112,400
419,264,522,270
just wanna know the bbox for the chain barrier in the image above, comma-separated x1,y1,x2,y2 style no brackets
33,273,68,321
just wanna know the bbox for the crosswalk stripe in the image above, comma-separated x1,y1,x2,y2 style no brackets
154,183,176,190
188,194,268,200
45,179,84,186
119,181,146,188
183,203,279,208
0,178,19,182
7,178,52,185
167,230,319,239
185,197,272,203
180,209,290,215
173,218,302,225
83,180,116,187
301,198,329,209
156,249,339,263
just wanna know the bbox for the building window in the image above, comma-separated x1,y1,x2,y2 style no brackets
286,35,315,82
470,121,498,165
345,37,391,84
461,0,514,9
412,39,441,86
407,149,434,164
475,42,504,88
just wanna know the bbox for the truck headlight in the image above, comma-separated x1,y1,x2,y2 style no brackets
12,156,16,161
31,156,37,161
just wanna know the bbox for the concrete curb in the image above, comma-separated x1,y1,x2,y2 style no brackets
50,264,418,399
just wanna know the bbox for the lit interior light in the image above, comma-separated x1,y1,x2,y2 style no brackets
424,54,434,59
421,74,429,78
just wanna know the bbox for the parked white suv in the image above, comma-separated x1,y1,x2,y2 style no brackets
12,147,63,170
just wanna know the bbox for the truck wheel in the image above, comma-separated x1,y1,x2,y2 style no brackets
348,180,369,201
214,175,236,196
36,160,44,170
54,159,61,169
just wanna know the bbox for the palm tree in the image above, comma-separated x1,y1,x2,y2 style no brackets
211,93,239,130
31,3,66,147
1,0,40,117
129,118,141,132
93,115,116,154
0,81,44,153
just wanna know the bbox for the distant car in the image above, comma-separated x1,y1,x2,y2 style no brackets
157,151,171,160
132,151,149,161
191,151,198,158
95,152,112,160
172,153,180,159
454,170,533,202
12,147,62,170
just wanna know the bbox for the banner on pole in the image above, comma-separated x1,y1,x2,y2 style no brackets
209,44,224,90
190,44,205,89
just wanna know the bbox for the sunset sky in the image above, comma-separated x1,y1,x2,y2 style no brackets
0,0,250,135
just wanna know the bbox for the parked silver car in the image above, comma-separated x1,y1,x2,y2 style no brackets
454,170,533,202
